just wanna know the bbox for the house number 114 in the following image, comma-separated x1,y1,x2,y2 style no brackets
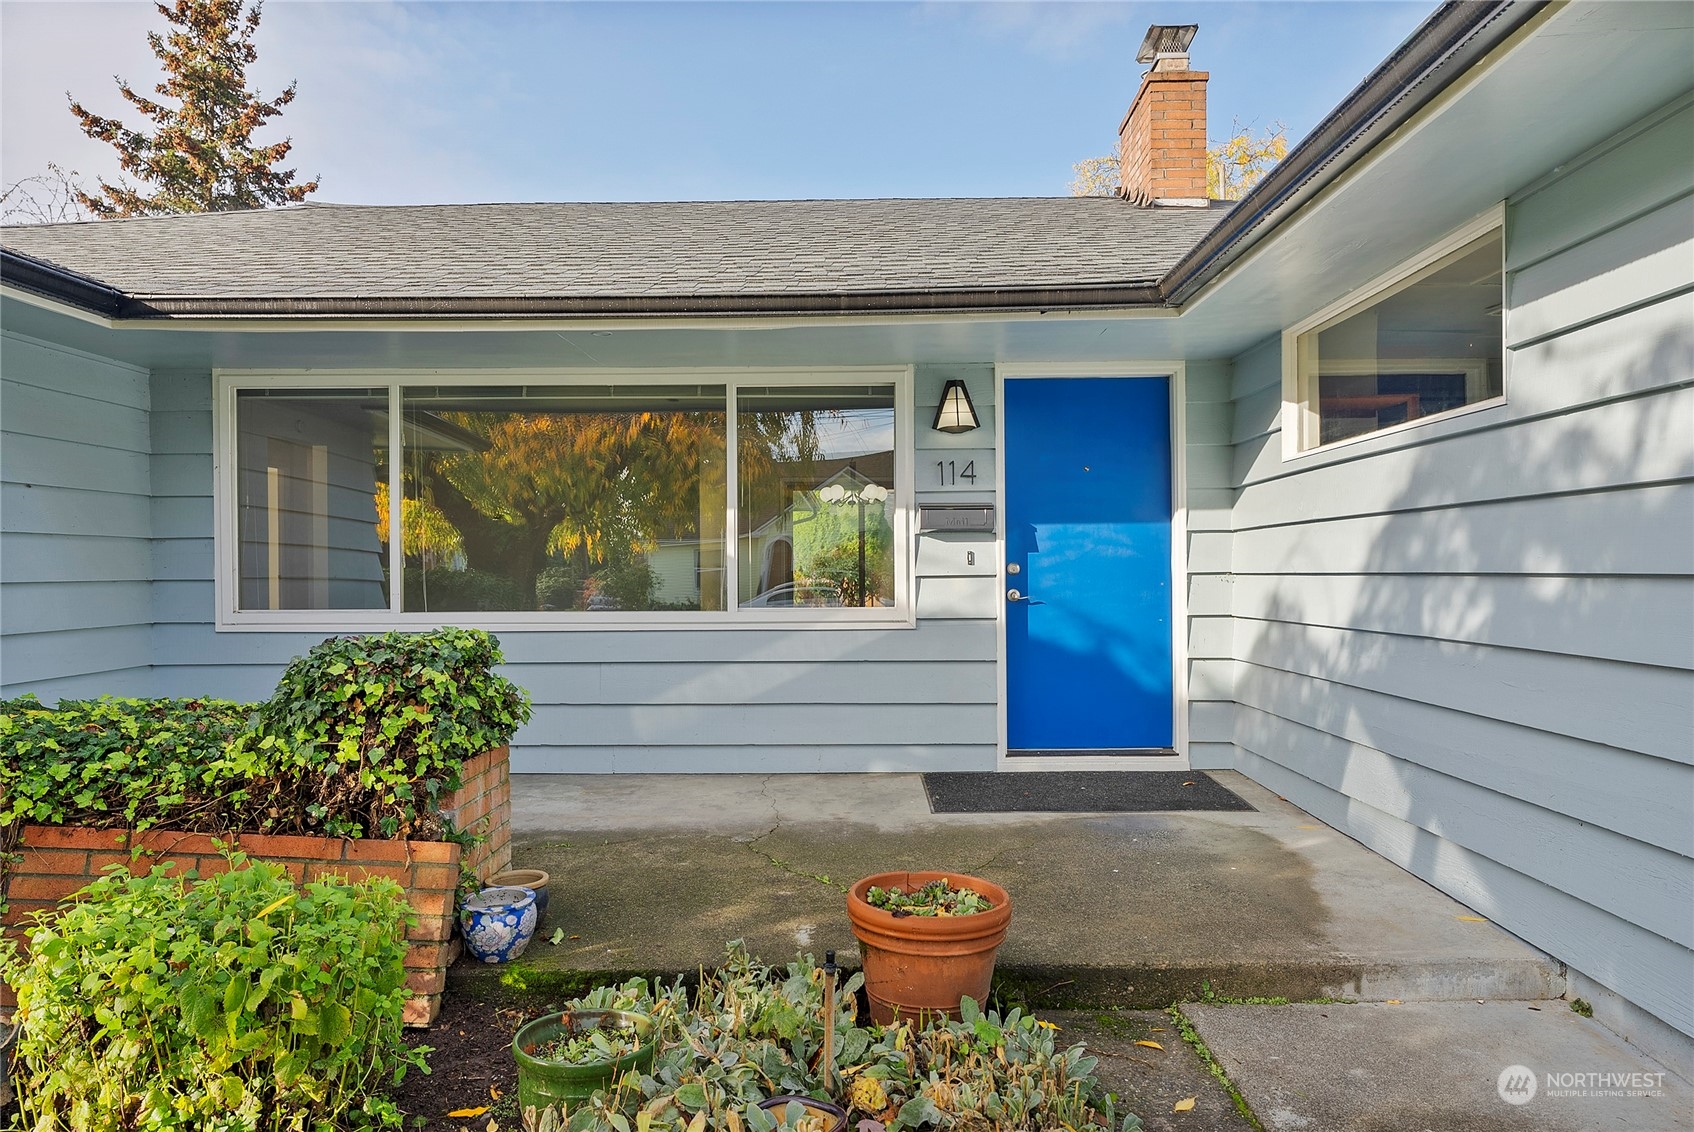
936,460,978,486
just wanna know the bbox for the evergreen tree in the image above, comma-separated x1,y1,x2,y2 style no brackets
68,0,317,217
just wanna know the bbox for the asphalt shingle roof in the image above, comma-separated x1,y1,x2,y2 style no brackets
0,198,1231,311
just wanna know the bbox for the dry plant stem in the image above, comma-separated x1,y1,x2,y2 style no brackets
822,954,836,1094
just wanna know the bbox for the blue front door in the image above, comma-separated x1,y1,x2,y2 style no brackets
1004,376,1174,752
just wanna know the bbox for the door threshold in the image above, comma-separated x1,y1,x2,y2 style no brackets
1006,748,1179,758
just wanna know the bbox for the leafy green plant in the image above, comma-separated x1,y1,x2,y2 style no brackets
245,627,531,838
0,854,426,1130
404,567,524,612
536,565,584,611
865,879,994,917
587,557,657,612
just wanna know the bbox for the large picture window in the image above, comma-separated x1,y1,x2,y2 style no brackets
400,385,727,614
1285,211,1504,454
218,371,909,627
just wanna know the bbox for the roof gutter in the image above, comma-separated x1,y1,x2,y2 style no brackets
0,249,125,318
1159,0,1550,306
112,284,1169,319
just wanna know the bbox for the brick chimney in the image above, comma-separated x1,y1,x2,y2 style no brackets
1118,25,1209,207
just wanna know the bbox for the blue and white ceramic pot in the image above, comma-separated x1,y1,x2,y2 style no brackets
461,885,539,964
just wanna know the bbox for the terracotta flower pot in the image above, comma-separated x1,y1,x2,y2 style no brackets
846,871,1013,1026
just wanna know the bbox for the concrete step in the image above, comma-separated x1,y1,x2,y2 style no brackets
1185,1000,1694,1131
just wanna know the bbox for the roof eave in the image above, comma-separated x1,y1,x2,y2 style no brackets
0,248,126,318
1161,0,1550,306
5,279,1169,320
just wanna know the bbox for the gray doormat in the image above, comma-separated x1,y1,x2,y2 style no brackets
922,771,1255,814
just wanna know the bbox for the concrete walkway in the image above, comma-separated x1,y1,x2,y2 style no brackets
459,770,1693,1130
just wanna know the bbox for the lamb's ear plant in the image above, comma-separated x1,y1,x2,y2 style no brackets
519,944,1144,1132
1,853,426,1130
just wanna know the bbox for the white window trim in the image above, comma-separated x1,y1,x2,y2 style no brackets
1281,202,1508,460
213,366,916,632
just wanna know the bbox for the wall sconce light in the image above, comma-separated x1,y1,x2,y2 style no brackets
932,379,980,434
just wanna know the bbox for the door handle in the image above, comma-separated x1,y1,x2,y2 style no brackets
1007,588,1024,602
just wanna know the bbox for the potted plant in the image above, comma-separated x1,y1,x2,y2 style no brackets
845,871,1012,1025
512,1008,657,1110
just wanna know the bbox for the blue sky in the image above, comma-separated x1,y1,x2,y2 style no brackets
1,1,1433,205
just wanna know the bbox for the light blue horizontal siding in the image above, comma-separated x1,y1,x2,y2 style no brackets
1222,98,1694,1037
1505,96,1694,272
1235,703,1691,947
1231,572,1692,669
3,625,155,686
510,744,996,774
1,332,154,699
1232,664,1692,855
1184,360,1236,768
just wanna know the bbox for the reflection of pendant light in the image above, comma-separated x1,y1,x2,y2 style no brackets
932,380,980,434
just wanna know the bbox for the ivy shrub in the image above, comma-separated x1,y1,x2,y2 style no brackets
0,855,425,1130
0,627,531,842
0,696,255,832
242,627,531,839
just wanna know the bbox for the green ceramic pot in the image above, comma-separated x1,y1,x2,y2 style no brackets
511,1009,657,1110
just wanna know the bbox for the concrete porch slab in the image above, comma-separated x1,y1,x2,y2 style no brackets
466,771,1563,1008
1184,1001,1694,1131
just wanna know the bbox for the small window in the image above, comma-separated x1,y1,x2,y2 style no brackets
1287,220,1503,452
736,385,896,610
235,388,390,611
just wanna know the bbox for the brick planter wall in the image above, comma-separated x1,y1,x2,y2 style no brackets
450,744,512,884
1,745,509,1027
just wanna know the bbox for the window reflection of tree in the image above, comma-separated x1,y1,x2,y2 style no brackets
404,407,730,612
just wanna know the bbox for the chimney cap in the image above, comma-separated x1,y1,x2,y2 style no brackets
1136,24,1198,63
